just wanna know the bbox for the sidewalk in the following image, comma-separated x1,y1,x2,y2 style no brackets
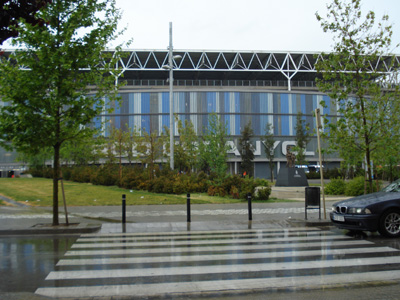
0,198,342,235
0,185,350,235
0,205,102,234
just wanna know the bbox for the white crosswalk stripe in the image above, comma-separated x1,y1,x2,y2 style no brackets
59,247,394,266
35,227,400,298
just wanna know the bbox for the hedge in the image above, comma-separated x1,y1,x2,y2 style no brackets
29,165,271,200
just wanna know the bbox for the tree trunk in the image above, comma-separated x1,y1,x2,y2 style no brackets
52,143,60,226
365,146,373,193
360,98,373,194
269,161,274,183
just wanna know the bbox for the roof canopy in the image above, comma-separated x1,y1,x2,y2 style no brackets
3,49,400,90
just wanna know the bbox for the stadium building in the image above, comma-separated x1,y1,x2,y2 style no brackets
1,49,398,178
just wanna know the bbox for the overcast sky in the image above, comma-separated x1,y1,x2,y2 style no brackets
112,0,400,53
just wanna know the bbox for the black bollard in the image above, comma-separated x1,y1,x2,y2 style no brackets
187,193,191,223
247,193,252,221
122,194,126,224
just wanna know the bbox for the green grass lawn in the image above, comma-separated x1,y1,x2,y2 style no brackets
0,178,248,206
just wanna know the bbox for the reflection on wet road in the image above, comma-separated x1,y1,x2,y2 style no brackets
33,227,400,298
0,236,76,293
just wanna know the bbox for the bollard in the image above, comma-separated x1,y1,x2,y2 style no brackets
122,194,126,224
247,193,252,221
187,193,191,222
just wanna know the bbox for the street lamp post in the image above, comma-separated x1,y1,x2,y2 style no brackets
163,22,181,170
168,22,174,170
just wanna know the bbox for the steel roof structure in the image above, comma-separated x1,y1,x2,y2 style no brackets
3,49,400,90
110,49,400,90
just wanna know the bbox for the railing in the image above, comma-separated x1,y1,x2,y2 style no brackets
120,79,319,89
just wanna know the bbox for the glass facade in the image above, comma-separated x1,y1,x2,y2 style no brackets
0,88,341,177
101,91,335,138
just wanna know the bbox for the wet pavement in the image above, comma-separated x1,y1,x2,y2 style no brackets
33,227,400,299
0,235,77,294
0,201,334,228
2,226,400,299
2,200,400,299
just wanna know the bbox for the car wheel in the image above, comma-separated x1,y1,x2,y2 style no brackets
379,209,400,238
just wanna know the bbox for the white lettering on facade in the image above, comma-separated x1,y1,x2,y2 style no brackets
226,140,315,157
281,141,315,157
229,140,315,157
226,141,240,156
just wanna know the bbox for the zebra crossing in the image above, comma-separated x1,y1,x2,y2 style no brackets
35,227,400,299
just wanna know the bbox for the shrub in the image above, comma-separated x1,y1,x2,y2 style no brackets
230,185,240,199
239,176,257,199
344,176,381,196
207,185,215,196
195,173,210,193
206,175,271,200
137,180,149,191
197,171,208,182
70,166,93,183
42,167,54,179
254,186,271,200
306,171,320,179
61,167,72,181
237,177,271,200
215,186,227,197
324,178,346,195
147,171,202,195
324,168,342,179
344,176,366,196
222,175,244,195
29,167,44,178
29,163,274,200
207,185,226,197
173,180,186,195
90,165,118,186
253,178,269,187
148,176,173,194
119,166,148,190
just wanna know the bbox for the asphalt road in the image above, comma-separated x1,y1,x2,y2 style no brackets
1,199,400,300
2,222,400,299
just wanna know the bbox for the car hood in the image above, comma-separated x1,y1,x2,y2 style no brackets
333,191,400,207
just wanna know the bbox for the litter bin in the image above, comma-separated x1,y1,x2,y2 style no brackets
305,187,321,220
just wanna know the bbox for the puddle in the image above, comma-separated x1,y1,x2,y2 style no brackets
0,236,76,292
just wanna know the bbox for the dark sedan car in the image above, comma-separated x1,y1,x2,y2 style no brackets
330,180,400,237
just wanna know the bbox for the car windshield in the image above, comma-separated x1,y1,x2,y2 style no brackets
382,179,400,192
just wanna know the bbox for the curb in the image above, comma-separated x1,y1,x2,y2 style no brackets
288,218,332,227
0,195,29,207
0,223,101,235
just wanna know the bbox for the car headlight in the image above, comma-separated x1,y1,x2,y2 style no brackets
347,207,372,214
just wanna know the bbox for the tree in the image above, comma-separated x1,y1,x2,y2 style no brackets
0,0,123,225
0,0,51,45
109,126,129,180
238,122,254,177
60,136,103,166
124,126,140,166
198,113,231,182
136,129,165,180
171,116,199,173
293,112,310,166
262,123,275,182
163,117,198,173
315,0,400,192
16,146,52,169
